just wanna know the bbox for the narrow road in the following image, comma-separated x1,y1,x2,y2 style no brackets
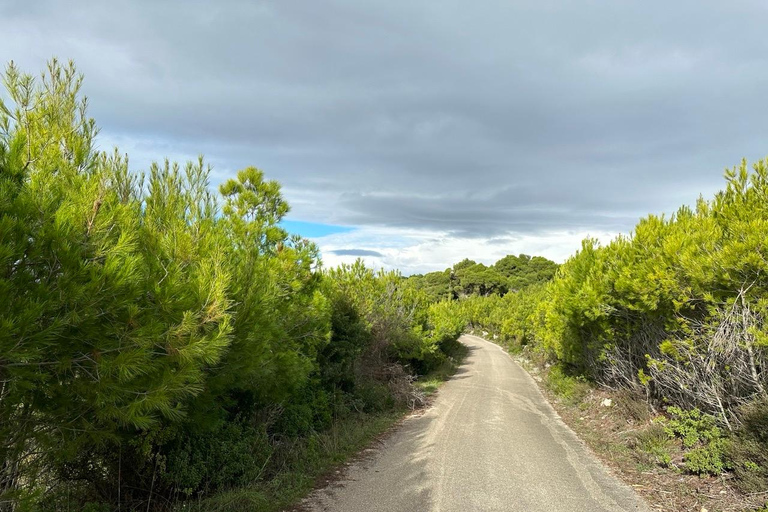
301,335,650,512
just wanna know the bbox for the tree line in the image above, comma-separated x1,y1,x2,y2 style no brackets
0,60,464,511
407,253,558,301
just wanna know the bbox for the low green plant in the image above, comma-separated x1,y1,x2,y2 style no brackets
661,407,733,475
544,365,591,405
664,407,721,448
633,424,673,467
683,437,731,475
185,411,401,512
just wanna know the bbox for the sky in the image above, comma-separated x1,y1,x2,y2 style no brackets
2,0,767,274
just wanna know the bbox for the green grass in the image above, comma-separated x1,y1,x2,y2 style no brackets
543,364,591,406
632,423,673,468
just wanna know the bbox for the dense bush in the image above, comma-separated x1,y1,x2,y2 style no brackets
0,60,461,511
442,158,768,486
446,159,768,420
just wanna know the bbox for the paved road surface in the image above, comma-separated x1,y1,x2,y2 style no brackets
301,334,649,512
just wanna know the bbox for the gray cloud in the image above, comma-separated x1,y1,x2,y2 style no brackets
328,249,384,258
2,0,767,245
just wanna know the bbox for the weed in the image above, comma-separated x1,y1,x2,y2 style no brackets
683,437,731,475
614,390,651,422
631,424,673,467
545,364,591,405
660,407,733,476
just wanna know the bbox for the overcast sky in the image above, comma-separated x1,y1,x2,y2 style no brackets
3,0,767,274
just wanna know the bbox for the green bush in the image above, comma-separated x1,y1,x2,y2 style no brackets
353,379,396,413
439,158,768,432
0,60,462,511
272,386,333,438
683,437,731,475
660,407,733,476
664,407,721,449
165,420,272,495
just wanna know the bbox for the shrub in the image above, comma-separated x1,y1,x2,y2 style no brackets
272,386,333,438
353,379,396,413
664,407,721,449
660,407,734,476
684,437,731,475
164,420,272,495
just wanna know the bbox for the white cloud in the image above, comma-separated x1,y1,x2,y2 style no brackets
313,226,619,275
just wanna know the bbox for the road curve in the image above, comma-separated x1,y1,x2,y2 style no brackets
301,334,650,512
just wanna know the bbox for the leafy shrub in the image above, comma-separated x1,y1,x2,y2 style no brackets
660,407,733,475
683,437,731,475
664,407,721,448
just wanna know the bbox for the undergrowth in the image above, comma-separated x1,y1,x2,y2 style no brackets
414,338,469,395
182,338,469,512
544,364,591,406
181,412,401,512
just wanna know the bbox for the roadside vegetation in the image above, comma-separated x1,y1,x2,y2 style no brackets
428,160,768,510
5,57,768,512
0,61,464,511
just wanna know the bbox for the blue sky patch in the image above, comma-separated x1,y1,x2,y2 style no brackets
281,219,354,239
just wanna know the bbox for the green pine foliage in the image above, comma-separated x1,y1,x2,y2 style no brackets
0,60,462,511
441,158,768,486
494,254,558,291
407,254,559,301
0,61,233,505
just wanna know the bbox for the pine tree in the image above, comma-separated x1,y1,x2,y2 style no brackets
0,60,233,503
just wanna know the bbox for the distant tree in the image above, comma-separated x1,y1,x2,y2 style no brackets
408,270,452,302
453,263,506,297
452,258,477,272
494,254,558,291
